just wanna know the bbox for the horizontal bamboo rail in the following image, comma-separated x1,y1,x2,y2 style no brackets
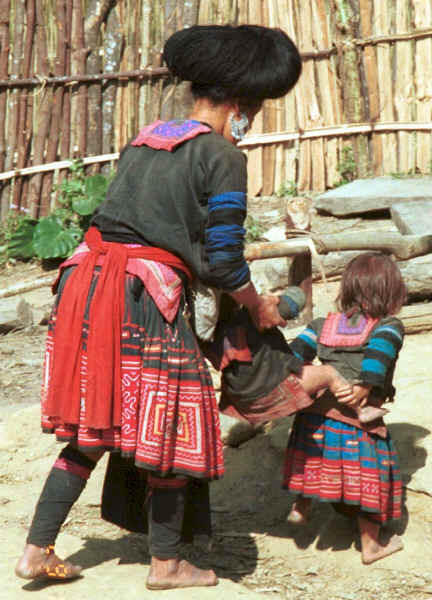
2,120,431,183
239,122,432,148
2,27,432,90
0,154,119,182
0,68,170,89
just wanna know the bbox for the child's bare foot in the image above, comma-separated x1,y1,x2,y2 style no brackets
361,533,403,564
286,496,312,525
146,557,218,590
15,544,82,580
358,405,389,424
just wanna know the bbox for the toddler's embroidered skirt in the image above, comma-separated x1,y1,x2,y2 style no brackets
283,412,402,523
41,267,224,480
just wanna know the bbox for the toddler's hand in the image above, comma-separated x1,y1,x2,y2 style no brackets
336,383,372,407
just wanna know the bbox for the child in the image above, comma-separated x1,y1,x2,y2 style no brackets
201,287,383,427
283,252,406,565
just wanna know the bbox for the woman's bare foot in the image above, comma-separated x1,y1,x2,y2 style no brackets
146,557,218,590
286,496,312,525
361,533,403,564
15,544,82,580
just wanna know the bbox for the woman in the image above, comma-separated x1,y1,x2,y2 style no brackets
15,24,302,590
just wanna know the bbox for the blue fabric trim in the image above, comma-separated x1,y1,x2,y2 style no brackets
298,329,318,349
374,325,403,342
367,337,397,358
206,225,246,249
362,358,386,375
207,250,244,265
208,192,247,212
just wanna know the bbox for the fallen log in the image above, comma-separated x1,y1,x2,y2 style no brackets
0,274,54,299
245,232,432,261
399,303,432,334
311,253,432,301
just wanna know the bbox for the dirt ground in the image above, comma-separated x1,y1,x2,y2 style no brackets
1,212,432,599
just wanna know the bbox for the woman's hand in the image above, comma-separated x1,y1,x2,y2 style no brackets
249,294,287,331
335,383,372,408
229,282,286,331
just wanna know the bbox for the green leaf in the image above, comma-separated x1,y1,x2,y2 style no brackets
7,218,37,258
72,174,108,215
33,216,82,258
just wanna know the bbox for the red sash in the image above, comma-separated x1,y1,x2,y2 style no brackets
45,227,191,429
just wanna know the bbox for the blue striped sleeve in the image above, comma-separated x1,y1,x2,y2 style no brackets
205,191,250,291
289,320,320,363
360,320,404,387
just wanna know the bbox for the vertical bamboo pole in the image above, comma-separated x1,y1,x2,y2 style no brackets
394,0,415,174
85,0,114,158
313,0,338,188
102,5,122,155
358,0,382,175
160,0,179,121
245,0,264,198
28,0,52,218
198,0,211,23
280,0,298,193
375,0,397,174
40,0,68,215
306,0,325,192
139,0,152,129
261,0,277,196
3,0,26,213
291,0,311,192
71,0,88,156
0,0,11,218
12,0,36,213
56,0,73,204
413,0,432,173
334,0,369,179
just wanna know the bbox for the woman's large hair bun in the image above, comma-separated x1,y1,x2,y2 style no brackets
163,24,301,101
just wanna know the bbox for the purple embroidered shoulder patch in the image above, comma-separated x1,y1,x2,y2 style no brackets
319,312,379,347
131,119,211,151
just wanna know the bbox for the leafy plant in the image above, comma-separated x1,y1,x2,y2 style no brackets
276,180,298,198
334,146,357,187
245,214,265,243
4,160,111,260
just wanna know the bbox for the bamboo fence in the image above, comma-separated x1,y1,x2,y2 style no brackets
0,0,432,219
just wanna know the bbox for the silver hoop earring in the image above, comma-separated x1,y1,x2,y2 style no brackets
230,112,249,141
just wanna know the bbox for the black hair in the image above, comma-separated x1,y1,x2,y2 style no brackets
162,24,302,105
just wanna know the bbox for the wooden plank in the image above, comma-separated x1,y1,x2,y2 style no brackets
246,109,263,198
375,0,397,174
391,200,432,236
245,232,432,261
359,0,383,174
394,0,415,174
413,0,432,173
399,303,432,334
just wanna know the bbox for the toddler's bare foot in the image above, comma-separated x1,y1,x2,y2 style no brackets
358,405,389,424
286,497,312,525
15,544,82,580
146,557,218,590
361,533,403,565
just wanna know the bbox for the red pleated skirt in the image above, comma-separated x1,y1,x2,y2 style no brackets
41,266,224,480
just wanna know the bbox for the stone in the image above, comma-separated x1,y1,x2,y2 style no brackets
315,176,432,216
391,199,432,235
